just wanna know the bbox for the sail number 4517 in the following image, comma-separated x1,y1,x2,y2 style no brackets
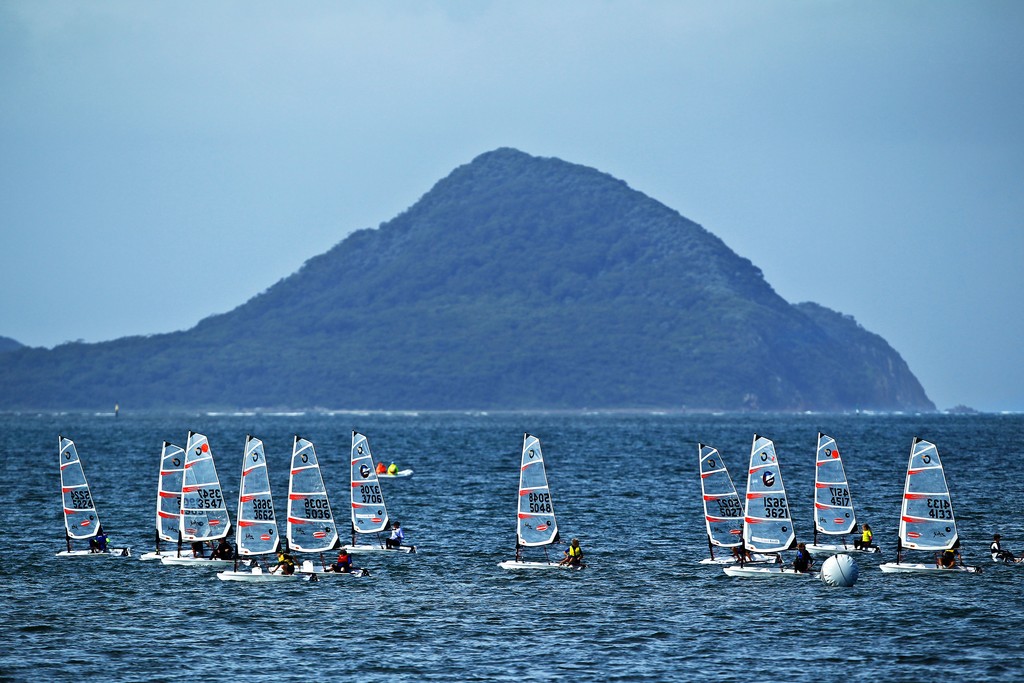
528,492,552,514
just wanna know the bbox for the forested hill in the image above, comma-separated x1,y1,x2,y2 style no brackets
0,336,23,353
0,148,934,411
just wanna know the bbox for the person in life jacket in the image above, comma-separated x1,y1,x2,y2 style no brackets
559,538,584,567
387,462,399,475
386,521,404,549
274,550,297,575
89,527,108,553
854,523,873,550
329,549,355,573
991,534,1016,562
937,539,961,569
376,461,387,475
792,542,814,572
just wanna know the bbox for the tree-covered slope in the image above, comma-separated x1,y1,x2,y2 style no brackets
0,148,934,411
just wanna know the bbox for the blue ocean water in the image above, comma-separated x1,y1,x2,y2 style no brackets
2,411,1023,682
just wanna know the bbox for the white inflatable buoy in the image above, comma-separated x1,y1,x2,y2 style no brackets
820,554,859,587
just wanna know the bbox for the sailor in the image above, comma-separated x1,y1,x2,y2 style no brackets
386,521,404,549
559,538,584,567
212,538,233,560
274,550,297,575
937,539,961,568
792,543,813,572
376,461,387,475
991,534,1015,562
89,526,108,553
387,462,399,475
854,523,873,550
329,549,354,573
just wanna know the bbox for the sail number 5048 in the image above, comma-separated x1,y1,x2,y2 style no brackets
528,492,552,514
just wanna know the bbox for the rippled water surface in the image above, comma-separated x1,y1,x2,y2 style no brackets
2,411,1023,681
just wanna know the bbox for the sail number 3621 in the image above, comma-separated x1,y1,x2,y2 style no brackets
762,497,788,518
528,492,552,514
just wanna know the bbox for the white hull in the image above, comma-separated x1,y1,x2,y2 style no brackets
341,543,417,554
498,559,578,570
160,555,236,567
377,469,413,478
56,547,131,558
879,562,981,574
217,568,303,582
295,560,369,577
723,565,818,578
699,553,776,565
806,543,880,557
138,550,178,561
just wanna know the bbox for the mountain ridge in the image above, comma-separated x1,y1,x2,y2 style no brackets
0,148,934,411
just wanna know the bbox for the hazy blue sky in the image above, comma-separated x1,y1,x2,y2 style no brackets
2,2,1022,411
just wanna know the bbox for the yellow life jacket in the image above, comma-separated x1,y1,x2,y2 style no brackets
568,544,582,558
862,529,872,543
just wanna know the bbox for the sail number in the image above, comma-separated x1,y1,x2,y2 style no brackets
184,489,223,510
528,492,552,514
69,490,93,509
715,499,742,517
359,485,383,505
762,497,788,518
828,487,850,507
927,498,952,519
251,498,273,521
303,498,331,520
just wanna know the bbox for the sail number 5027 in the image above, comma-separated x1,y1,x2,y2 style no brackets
528,492,552,514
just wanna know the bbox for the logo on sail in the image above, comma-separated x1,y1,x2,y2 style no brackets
762,471,776,487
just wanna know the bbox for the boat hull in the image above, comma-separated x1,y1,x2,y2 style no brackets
377,469,413,478
699,554,776,565
341,543,417,554
879,562,981,574
160,555,236,567
56,547,131,558
806,544,881,557
723,565,818,578
498,560,579,570
216,569,303,582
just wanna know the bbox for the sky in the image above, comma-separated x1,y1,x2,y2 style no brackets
1,1,1022,411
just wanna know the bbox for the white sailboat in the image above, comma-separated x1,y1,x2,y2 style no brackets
879,438,980,574
139,442,185,561
343,431,416,554
698,443,772,565
805,433,879,557
499,433,577,570
218,435,297,582
285,435,366,576
724,435,814,578
56,436,131,557
162,432,234,567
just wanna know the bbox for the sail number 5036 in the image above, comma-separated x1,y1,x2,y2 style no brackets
528,492,552,514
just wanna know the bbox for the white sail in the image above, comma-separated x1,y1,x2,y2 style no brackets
286,436,339,552
59,436,100,540
699,443,743,548
516,433,558,547
235,436,280,557
813,433,857,536
350,431,390,535
897,437,958,551
156,442,185,543
179,432,231,542
742,434,795,554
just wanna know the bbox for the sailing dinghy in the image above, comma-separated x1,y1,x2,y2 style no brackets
343,431,416,554
218,436,298,582
723,435,815,578
879,438,980,574
286,435,368,576
805,434,879,557
161,432,235,567
139,442,185,561
57,436,131,557
698,443,772,565
499,433,579,570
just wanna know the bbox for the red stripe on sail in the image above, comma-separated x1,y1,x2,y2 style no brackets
815,503,829,510
239,521,256,527
62,487,73,493
64,508,79,515
242,466,259,476
240,495,256,503
700,472,714,478
744,517,764,524
158,511,177,519
288,517,307,525
158,491,178,498
746,493,765,499
289,494,306,500
182,485,200,492
814,483,831,488
60,462,75,470
908,469,924,475
904,493,929,499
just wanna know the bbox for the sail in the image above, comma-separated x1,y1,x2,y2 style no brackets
742,434,795,554
813,433,857,536
235,436,280,556
898,437,958,551
516,433,558,547
286,436,339,552
350,432,390,535
699,444,743,548
156,442,185,542
59,436,100,540
179,432,231,542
